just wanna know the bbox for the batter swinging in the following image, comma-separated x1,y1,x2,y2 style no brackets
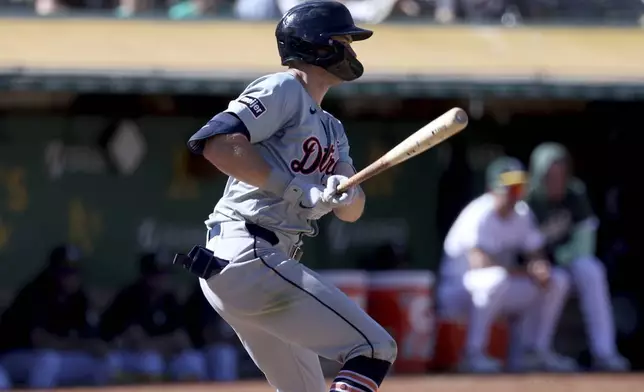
181,2,397,392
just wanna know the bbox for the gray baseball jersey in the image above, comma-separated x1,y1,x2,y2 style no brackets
204,71,353,240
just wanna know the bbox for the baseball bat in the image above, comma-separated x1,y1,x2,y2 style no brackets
337,107,468,193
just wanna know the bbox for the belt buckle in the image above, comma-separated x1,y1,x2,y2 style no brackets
290,246,304,262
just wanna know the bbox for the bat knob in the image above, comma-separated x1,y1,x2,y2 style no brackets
453,108,469,125
336,179,350,194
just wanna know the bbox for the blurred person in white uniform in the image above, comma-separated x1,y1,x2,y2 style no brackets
436,156,576,373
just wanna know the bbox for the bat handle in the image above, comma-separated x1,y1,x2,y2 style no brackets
336,176,360,194
336,181,349,194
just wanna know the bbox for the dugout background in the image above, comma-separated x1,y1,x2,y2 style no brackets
0,92,642,368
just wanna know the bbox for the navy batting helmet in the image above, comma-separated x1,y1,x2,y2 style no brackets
275,1,373,81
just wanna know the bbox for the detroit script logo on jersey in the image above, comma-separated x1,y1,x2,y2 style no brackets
238,96,266,119
291,136,338,175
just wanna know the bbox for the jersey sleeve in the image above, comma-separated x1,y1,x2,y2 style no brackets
225,76,298,144
335,126,355,168
444,204,489,257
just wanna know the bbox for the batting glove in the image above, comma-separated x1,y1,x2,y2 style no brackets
322,175,357,207
283,177,333,220
299,184,334,220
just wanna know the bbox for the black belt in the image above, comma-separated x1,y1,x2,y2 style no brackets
173,246,228,280
245,223,304,262
174,222,304,280
245,223,279,245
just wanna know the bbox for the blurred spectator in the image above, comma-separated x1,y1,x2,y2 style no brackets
396,0,456,23
36,0,86,15
232,0,280,20
167,0,218,19
176,0,452,21
1,0,643,23
526,142,630,371
32,0,115,16
183,284,240,381
435,156,575,373
448,0,539,24
265,0,399,24
0,245,114,388
459,0,504,21
114,0,155,17
99,252,207,382
433,0,456,22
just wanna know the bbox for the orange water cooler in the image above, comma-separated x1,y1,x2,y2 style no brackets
366,271,435,374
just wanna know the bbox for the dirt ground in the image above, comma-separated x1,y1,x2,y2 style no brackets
54,374,644,392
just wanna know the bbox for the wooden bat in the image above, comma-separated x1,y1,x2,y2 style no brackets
337,107,469,193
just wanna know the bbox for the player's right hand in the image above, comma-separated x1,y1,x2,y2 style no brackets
322,175,357,206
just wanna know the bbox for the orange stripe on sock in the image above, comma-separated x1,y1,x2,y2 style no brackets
337,370,378,392
330,382,362,392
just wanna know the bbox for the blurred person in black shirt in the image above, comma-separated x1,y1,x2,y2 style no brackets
184,284,240,381
0,245,115,388
100,252,207,382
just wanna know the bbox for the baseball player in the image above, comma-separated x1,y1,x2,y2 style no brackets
436,157,576,373
180,2,396,392
526,142,630,371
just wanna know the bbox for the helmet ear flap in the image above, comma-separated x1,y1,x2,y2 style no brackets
311,40,345,67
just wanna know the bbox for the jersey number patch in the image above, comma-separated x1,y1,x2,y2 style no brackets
238,96,266,119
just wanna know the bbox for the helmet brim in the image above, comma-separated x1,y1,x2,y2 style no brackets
328,27,373,41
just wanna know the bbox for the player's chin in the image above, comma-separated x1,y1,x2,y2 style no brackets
322,69,348,85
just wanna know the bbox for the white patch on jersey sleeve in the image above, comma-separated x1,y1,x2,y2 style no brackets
237,96,266,119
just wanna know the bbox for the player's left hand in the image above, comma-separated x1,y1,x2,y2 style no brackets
322,175,357,206
527,259,551,288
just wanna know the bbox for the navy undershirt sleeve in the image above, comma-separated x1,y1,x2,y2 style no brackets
187,112,250,155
